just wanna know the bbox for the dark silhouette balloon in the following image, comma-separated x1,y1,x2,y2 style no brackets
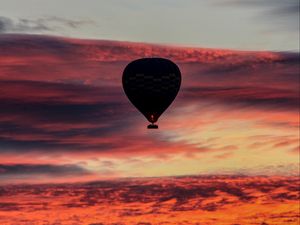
122,58,181,129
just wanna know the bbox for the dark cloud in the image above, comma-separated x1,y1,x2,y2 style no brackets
0,80,137,153
0,138,117,153
180,53,299,92
181,86,299,110
0,164,90,176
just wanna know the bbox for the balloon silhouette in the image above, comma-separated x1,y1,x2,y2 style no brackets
122,58,181,129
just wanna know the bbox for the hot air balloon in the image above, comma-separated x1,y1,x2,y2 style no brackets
122,58,181,129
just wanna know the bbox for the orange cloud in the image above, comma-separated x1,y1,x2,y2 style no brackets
0,176,299,224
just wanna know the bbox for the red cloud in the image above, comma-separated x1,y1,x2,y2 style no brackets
0,34,298,182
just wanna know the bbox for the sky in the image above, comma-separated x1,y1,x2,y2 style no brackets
0,0,299,51
0,0,299,184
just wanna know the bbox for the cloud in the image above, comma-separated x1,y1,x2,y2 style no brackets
214,152,233,159
209,163,299,176
0,163,89,176
0,17,51,33
219,0,299,32
182,86,299,110
0,16,94,34
0,163,92,184
290,146,299,155
0,34,298,181
225,0,299,15
1,34,298,90
0,80,136,153
0,176,298,223
0,163,109,184
43,16,94,29
0,79,203,159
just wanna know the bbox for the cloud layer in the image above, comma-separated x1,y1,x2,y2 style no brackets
0,34,299,182
0,176,299,224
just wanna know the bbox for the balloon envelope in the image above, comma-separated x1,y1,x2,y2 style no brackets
122,58,181,128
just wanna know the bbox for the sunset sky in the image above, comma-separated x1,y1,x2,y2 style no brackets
0,0,299,184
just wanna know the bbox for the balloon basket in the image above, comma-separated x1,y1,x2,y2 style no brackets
147,124,158,129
